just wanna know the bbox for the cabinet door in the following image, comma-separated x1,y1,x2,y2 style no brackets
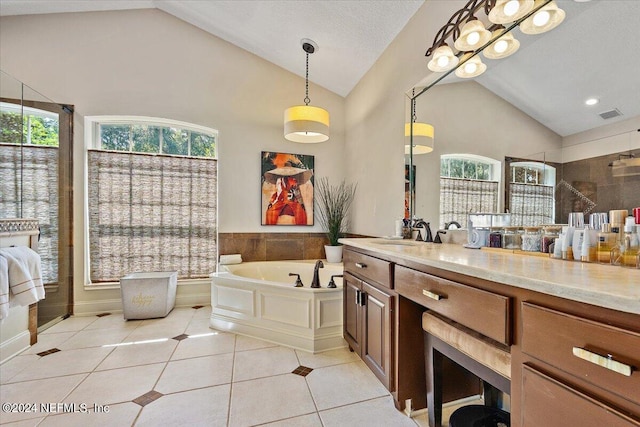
362,281,394,390
343,273,362,355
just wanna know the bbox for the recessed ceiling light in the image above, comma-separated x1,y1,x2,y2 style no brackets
585,98,599,106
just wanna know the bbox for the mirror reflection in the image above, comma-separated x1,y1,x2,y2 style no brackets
407,0,640,232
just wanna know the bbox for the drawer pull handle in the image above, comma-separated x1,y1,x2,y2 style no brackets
355,262,367,269
422,290,445,301
572,347,634,377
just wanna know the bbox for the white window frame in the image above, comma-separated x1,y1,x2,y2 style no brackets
83,115,218,288
509,161,556,226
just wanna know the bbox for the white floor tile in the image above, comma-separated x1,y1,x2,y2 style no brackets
155,353,233,394
0,354,40,384
83,314,143,331
228,374,316,427
0,417,45,426
63,363,165,406
184,317,214,335
259,413,323,427
96,338,178,371
170,332,235,360
192,306,212,319
234,334,279,352
319,396,416,427
135,384,230,427
123,322,188,342
9,347,113,382
233,346,299,382
306,360,390,410
38,402,141,427
295,347,359,369
21,332,76,355
0,374,88,423
57,328,133,350
40,316,98,334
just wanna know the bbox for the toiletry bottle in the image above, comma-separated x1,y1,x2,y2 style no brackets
622,217,639,268
597,224,617,264
580,225,597,262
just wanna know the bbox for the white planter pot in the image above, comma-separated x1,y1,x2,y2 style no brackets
324,245,343,263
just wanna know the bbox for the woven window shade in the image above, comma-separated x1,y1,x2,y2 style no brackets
509,183,554,226
439,177,499,228
0,144,59,284
88,150,217,282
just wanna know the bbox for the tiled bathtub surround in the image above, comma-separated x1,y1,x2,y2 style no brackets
0,306,426,426
218,232,369,262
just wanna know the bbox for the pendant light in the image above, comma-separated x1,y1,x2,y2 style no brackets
284,39,330,143
453,18,492,52
455,53,487,78
488,0,534,24
405,89,434,155
520,0,565,35
483,27,520,59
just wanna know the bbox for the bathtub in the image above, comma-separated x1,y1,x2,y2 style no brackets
210,260,344,353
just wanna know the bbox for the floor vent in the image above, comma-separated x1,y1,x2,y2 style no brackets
599,108,622,120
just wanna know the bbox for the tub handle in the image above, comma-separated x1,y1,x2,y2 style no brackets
355,262,367,269
288,273,304,287
328,274,343,288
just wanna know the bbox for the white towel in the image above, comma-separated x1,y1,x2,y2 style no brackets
219,254,242,265
0,246,45,309
0,256,9,320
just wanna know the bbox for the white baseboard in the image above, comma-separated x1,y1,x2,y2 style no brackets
0,331,30,365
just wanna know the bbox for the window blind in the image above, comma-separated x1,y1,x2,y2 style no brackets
0,144,59,284
88,150,217,282
509,183,554,227
440,177,499,229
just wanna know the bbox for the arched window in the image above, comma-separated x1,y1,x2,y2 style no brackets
85,116,218,284
440,154,501,229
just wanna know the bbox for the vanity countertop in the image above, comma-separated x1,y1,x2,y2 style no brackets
339,238,640,315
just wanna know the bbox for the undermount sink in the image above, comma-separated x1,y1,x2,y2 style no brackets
374,239,422,246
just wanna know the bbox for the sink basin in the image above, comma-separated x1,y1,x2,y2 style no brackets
374,239,422,246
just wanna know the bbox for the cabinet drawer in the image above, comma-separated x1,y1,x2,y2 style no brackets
521,364,639,427
344,249,392,289
395,265,510,345
522,302,640,403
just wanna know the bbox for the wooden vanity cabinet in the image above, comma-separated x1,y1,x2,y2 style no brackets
343,272,395,389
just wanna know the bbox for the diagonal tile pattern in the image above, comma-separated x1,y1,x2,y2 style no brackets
0,305,430,426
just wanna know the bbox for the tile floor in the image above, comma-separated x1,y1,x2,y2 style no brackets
1,306,455,426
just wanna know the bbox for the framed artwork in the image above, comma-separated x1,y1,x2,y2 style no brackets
261,151,314,225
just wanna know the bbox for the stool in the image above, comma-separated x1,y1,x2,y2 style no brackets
423,312,511,427
449,405,510,427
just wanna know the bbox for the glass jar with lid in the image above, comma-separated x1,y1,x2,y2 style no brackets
502,226,521,249
541,225,561,253
489,227,503,248
522,227,542,252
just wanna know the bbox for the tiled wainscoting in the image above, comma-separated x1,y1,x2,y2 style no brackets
218,233,369,262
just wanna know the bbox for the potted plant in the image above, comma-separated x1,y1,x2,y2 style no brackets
316,177,357,263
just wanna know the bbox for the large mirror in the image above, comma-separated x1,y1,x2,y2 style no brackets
407,0,640,230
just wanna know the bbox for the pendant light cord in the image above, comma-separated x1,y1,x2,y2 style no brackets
304,52,311,105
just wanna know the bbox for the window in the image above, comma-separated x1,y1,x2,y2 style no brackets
440,154,501,229
0,102,59,284
86,117,218,283
508,162,555,226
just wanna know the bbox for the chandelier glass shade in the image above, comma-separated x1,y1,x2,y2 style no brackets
488,0,535,24
453,18,492,51
427,44,459,72
404,122,434,155
520,0,566,34
455,53,487,78
483,27,520,59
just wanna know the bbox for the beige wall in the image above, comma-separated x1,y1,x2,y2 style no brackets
0,9,345,312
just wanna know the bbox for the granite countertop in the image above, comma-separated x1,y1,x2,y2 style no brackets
339,238,640,315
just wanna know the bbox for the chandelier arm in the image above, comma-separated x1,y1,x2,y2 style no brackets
425,0,498,57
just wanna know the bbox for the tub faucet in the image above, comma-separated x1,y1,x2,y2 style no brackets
311,260,324,288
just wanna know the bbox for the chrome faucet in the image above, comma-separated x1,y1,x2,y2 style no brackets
311,260,324,288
